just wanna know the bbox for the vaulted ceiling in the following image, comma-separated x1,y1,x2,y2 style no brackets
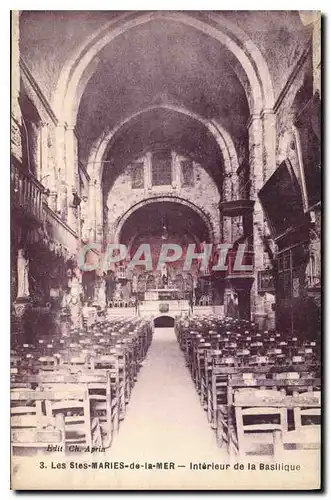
19,11,313,192
20,10,311,108
76,19,250,184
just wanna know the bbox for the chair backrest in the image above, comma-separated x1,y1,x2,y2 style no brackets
233,388,287,458
36,383,92,446
291,391,321,431
11,413,65,450
11,388,67,450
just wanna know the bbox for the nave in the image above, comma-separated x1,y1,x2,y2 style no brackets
107,326,224,461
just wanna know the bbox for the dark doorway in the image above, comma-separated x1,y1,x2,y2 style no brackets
154,316,175,328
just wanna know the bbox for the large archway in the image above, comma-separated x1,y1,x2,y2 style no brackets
53,10,274,125
115,197,215,245
51,11,276,218
112,199,214,304
154,316,175,328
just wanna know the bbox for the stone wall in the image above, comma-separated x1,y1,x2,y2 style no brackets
106,152,221,241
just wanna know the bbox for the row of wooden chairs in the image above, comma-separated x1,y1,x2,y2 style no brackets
11,317,153,455
175,315,321,460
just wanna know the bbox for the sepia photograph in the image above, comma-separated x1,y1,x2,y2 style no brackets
10,9,321,490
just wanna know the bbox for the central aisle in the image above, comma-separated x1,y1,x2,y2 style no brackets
107,327,227,463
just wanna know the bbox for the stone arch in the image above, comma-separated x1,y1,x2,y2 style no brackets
113,195,216,244
52,10,274,127
154,316,175,327
86,104,239,185
124,227,201,259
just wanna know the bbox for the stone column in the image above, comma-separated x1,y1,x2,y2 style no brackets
312,13,321,96
221,215,232,244
222,173,232,202
65,126,79,232
261,109,277,182
248,114,266,323
29,122,41,178
55,124,67,219
221,173,233,243
94,180,103,245
87,179,103,244
39,122,49,186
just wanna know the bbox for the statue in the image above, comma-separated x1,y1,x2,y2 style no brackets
306,230,321,288
68,270,82,326
114,282,123,300
97,276,107,310
17,249,30,299
80,196,91,241
132,273,138,294
161,262,168,287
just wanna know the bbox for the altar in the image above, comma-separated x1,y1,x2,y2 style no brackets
144,288,181,301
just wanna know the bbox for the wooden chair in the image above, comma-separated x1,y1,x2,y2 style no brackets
16,370,117,448
11,388,66,455
209,359,236,429
282,391,321,451
233,388,287,460
84,370,118,448
93,353,126,420
37,356,59,371
39,384,93,448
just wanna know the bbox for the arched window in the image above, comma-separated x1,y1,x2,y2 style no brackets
151,150,172,186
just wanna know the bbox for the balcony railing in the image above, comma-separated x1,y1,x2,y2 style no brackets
11,163,44,224
44,204,78,256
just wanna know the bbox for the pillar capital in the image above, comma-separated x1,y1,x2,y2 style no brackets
246,113,261,129
260,108,275,118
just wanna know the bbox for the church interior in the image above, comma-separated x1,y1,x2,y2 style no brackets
11,11,321,479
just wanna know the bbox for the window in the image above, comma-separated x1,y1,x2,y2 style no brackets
151,151,172,186
131,162,144,189
181,160,194,187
